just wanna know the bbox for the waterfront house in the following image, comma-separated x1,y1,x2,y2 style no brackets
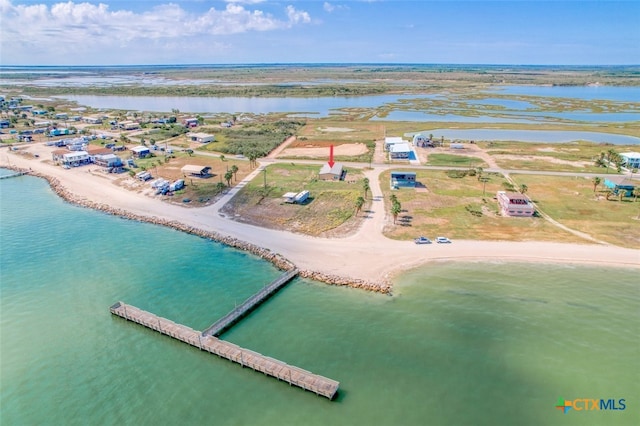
390,171,417,189
181,164,212,177
620,152,640,169
497,191,535,217
319,163,344,180
604,176,636,197
412,134,434,147
61,151,90,167
131,145,150,158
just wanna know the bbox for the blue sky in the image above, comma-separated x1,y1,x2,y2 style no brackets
1,0,638,65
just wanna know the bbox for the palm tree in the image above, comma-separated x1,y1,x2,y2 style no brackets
519,184,528,195
592,176,601,192
633,186,640,202
215,182,226,193
224,170,233,187
391,202,401,224
355,196,365,216
230,164,239,181
219,154,226,162
476,166,483,181
363,177,370,199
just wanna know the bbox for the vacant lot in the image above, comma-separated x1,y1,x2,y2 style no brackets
221,163,367,235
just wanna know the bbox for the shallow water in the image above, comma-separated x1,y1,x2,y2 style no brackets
1,174,638,425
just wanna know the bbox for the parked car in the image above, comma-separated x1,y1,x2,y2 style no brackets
436,237,451,244
414,236,432,244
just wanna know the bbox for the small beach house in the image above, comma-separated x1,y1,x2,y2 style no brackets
604,176,636,197
187,132,215,143
131,146,150,158
620,152,640,169
390,171,417,189
497,191,535,217
181,165,212,177
319,163,344,180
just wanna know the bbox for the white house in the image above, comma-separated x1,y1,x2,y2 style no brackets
187,132,215,143
131,145,150,158
620,152,640,169
497,191,535,217
62,151,90,167
384,136,405,151
389,143,411,159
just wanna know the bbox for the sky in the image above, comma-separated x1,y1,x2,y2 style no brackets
0,0,638,66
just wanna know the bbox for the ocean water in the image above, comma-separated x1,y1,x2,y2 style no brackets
1,173,638,426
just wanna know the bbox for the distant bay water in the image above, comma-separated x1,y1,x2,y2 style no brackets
1,172,638,425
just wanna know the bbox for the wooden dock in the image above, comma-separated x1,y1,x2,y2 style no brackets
0,171,28,180
110,301,339,400
202,268,299,337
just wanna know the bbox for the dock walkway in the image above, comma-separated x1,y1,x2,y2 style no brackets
110,301,339,399
0,171,28,180
202,268,299,337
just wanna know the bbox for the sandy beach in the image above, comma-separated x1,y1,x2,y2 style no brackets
2,146,639,289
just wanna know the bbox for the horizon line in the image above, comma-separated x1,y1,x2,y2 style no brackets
1,63,640,69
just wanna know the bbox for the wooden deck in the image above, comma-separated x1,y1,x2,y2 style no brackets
202,269,299,337
110,301,339,400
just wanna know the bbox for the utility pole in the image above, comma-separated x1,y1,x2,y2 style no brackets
263,168,267,189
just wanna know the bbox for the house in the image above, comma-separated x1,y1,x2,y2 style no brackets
497,191,535,217
450,143,465,149
0,119,10,128
390,171,417,189
187,132,215,143
182,118,199,128
82,116,103,124
412,134,434,148
604,176,636,197
181,165,212,177
93,154,123,172
61,151,90,167
55,113,68,120
32,109,48,116
131,146,150,158
319,163,344,180
389,143,411,160
136,171,152,181
118,120,140,130
49,128,72,137
384,137,405,151
620,152,640,169
86,146,114,159
52,149,68,163
34,121,51,128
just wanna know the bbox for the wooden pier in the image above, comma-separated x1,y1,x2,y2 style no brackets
202,268,299,337
110,301,339,399
0,171,28,180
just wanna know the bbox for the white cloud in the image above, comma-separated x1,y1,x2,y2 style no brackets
0,1,312,63
323,2,348,13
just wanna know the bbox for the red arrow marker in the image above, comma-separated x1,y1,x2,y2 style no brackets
328,144,335,168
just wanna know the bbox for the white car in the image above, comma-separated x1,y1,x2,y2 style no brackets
436,237,451,244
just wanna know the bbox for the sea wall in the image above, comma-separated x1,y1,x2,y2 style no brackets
6,166,391,295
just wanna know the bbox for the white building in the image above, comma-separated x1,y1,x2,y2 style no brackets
187,132,215,143
620,152,640,169
497,191,535,217
389,143,411,159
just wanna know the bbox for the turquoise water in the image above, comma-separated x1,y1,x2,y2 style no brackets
1,174,639,425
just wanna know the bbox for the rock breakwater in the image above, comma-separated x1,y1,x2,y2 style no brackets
6,166,391,295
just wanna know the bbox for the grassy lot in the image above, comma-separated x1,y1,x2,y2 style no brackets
510,174,640,248
380,169,588,244
427,153,488,168
222,163,367,235
483,140,636,173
